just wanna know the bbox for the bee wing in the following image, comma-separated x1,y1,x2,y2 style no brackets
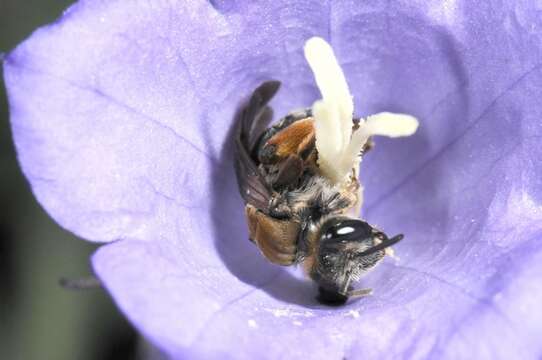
234,81,281,209
248,106,274,158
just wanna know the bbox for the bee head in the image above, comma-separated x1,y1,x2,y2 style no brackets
313,217,404,305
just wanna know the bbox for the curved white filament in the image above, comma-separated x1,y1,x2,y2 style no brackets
304,37,419,185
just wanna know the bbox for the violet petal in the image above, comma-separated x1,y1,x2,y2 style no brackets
4,1,542,359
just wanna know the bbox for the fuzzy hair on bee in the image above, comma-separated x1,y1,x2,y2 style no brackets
234,37,418,305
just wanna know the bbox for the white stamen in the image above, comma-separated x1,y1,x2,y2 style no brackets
347,113,419,164
304,37,419,185
305,38,354,183
365,112,419,137
304,37,353,149
312,100,341,158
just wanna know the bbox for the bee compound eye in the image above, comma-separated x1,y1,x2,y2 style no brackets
321,218,373,243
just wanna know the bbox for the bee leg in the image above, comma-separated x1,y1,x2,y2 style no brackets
295,216,311,262
348,288,373,298
268,194,292,218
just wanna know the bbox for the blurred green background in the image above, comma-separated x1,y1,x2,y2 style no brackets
1,1,138,359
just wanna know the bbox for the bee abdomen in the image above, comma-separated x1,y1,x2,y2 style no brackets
244,205,300,266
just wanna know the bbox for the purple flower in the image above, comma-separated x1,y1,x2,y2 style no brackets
4,0,542,358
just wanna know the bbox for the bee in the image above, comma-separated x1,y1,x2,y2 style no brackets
234,38,418,305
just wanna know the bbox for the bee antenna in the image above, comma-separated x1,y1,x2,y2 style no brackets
358,234,404,257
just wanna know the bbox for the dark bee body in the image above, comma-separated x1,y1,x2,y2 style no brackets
234,81,403,304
